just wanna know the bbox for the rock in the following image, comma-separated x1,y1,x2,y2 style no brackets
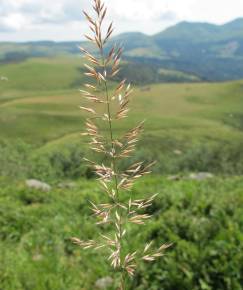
95,276,113,289
173,149,182,155
167,175,181,181
57,181,77,189
32,254,43,261
188,172,214,181
140,86,151,92
0,76,8,81
26,179,51,192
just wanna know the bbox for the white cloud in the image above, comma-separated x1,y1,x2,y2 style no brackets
3,13,28,30
106,0,167,21
0,0,242,41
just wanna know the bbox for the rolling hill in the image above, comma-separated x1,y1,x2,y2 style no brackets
0,56,243,178
0,56,243,143
1,18,243,81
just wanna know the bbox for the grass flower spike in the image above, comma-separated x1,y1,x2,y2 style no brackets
71,0,171,288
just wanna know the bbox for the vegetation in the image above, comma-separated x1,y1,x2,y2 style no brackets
1,177,243,289
2,18,243,81
68,1,173,288
0,6,243,290
112,63,200,85
1,137,243,183
0,57,243,177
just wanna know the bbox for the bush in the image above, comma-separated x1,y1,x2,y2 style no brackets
1,138,243,181
29,143,90,181
0,177,242,289
131,177,243,290
0,139,32,179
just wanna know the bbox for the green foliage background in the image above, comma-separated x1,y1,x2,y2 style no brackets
0,55,243,289
0,177,243,289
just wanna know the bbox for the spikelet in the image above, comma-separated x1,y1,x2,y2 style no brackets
71,0,171,289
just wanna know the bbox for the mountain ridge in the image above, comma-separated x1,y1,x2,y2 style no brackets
1,18,243,81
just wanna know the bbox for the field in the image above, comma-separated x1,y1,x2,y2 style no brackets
1,56,243,178
1,56,243,144
0,55,243,289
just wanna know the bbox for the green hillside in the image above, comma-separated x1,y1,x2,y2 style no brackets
0,56,242,142
0,56,243,179
155,18,243,42
0,51,243,290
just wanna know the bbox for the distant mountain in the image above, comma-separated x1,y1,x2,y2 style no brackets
1,18,243,81
155,18,243,42
121,18,243,81
155,22,220,42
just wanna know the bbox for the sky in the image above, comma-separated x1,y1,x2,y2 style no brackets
0,0,243,42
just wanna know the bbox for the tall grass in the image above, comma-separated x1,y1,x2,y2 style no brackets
71,0,170,288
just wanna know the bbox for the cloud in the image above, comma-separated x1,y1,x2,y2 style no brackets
0,0,177,30
0,12,29,32
0,1,34,32
0,0,242,41
0,0,85,30
0,22,15,33
0,2,12,17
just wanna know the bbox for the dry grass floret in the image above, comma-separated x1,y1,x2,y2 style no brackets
71,0,171,288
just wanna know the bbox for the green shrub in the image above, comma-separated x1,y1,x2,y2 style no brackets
0,177,242,289
0,139,32,179
131,177,243,290
1,138,243,181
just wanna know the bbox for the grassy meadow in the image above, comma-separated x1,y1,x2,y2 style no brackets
0,55,243,289
1,56,243,178
1,56,243,145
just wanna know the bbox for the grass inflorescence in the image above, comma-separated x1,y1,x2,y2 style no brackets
71,0,171,288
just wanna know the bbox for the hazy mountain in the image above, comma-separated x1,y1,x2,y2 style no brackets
155,18,243,42
123,18,243,81
1,18,243,81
